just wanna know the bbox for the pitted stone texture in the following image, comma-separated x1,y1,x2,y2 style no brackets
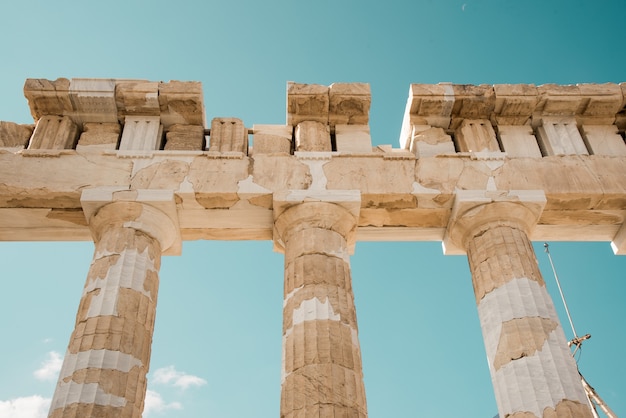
252,124,292,154
24,78,73,119
329,83,371,126
0,121,34,148
28,116,79,150
164,124,205,150
77,123,120,151
49,205,165,418
467,225,591,418
467,224,544,304
295,121,331,152
287,83,330,126
455,119,499,152
276,202,367,417
209,117,247,153
407,126,455,157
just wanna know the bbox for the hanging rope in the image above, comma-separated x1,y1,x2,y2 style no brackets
543,243,579,339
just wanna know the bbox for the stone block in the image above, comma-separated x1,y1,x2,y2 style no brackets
164,124,205,151
537,84,582,116
405,83,454,127
209,118,247,153
119,116,163,151
287,82,329,126
115,81,160,116
28,116,79,150
536,117,588,156
450,84,495,122
69,78,118,125
158,81,205,127
498,125,542,158
252,124,292,154
0,121,34,149
408,126,455,157
294,121,331,152
329,83,371,126
493,84,539,125
24,78,72,120
76,123,121,151
580,125,626,156
335,124,371,153
455,119,499,152
577,83,623,122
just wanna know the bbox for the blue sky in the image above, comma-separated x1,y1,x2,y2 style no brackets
0,1,625,417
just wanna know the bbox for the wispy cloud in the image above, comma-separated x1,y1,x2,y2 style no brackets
143,389,182,416
0,395,50,418
152,366,207,390
33,351,63,381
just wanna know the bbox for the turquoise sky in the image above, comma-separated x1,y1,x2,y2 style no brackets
1,1,625,417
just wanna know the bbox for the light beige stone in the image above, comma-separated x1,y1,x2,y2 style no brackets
335,124,372,153
251,124,292,154
163,124,205,150
294,121,331,152
329,83,371,126
24,78,72,120
536,117,588,156
0,121,34,149
580,124,626,156
77,123,121,151
407,126,455,157
287,82,329,126
119,116,163,151
493,84,539,125
209,117,247,153
28,115,79,150
455,119,499,152
498,125,542,158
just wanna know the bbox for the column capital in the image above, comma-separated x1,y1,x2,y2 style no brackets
443,190,546,255
80,187,181,255
272,190,360,254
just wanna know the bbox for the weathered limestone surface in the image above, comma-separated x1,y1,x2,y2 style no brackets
274,192,367,418
1,78,625,417
446,195,593,418
49,193,178,418
0,121,34,149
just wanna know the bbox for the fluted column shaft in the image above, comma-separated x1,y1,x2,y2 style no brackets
466,223,591,418
49,202,175,418
275,202,367,418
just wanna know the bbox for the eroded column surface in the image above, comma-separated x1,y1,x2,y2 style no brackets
466,222,591,418
275,202,367,418
49,202,175,418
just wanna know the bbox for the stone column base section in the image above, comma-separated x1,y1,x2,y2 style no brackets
446,191,592,418
274,191,367,418
48,191,179,418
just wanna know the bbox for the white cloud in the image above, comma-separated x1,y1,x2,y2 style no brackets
143,389,182,417
0,395,50,418
152,366,207,390
33,351,63,381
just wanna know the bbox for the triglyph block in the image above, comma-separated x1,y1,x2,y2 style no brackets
455,119,499,152
209,118,247,153
536,117,588,156
28,115,79,150
119,116,163,151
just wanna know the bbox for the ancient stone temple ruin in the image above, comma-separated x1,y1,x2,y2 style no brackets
1,78,625,417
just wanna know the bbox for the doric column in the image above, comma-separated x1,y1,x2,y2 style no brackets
49,190,179,418
273,191,367,418
444,191,592,418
